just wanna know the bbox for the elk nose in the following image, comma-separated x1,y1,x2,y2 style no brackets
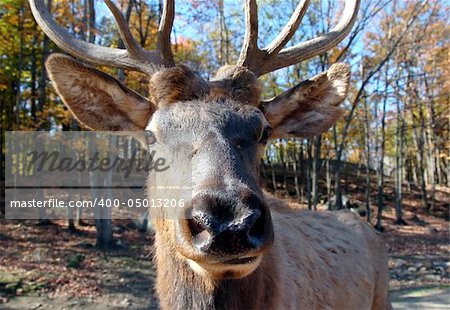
187,193,273,256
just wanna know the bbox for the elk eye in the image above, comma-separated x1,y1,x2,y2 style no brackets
144,130,157,146
259,127,272,145
233,138,245,149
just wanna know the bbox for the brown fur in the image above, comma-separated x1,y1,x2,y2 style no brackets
153,194,391,310
148,65,262,108
209,65,262,106
149,66,210,107
262,63,349,138
45,54,390,309
46,54,155,130
46,54,346,137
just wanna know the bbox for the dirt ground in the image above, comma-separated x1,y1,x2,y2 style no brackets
391,287,450,310
0,187,449,309
0,219,158,309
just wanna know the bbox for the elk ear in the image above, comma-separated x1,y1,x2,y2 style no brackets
46,53,156,131
261,63,350,138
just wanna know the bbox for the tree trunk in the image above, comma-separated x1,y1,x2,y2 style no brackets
375,68,388,232
394,78,405,225
362,94,372,222
36,0,51,224
333,126,343,210
269,158,277,198
408,67,428,210
90,136,114,249
38,0,50,121
312,135,322,210
417,101,429,210
306,139,313,210
117,0,134,81
14,7,24,128
218,0,229,65
31,29,38,122
424,78,437,210
292,144,301,201
299,141,305,204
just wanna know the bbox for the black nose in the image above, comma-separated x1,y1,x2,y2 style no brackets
187,192,273,256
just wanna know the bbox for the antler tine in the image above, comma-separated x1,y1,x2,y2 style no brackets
238,0,360,77
29,0,173,74
264,0,310,55
103,0,147,61
157,0,176,67
238,0,261,68
259,0,360,75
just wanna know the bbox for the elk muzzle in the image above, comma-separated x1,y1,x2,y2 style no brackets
176,189,273,278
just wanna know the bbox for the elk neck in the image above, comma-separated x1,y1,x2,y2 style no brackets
153,226,282,309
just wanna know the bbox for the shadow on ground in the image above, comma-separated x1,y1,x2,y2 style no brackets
391,286,450,310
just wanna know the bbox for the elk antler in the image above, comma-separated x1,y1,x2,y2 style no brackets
238,0,360,76
29,0,175,74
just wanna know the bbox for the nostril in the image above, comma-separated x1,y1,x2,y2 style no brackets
188,219,212,247
248,211,266,244
185,193,273,255
188,218,205,236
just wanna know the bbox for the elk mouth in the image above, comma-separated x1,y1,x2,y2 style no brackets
185,254,263,280
220,256,258,265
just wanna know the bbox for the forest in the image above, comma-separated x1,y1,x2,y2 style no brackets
0,0,449,308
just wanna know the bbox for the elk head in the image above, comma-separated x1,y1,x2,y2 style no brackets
30,0,359,280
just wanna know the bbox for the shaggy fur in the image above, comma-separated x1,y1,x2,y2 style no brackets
153,195,391,310
46,54,155,130
149,66,210,108
45,54,391,310
262,63,349,138
210,65,262,106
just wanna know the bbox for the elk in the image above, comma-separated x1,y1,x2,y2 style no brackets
30,0,391,308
